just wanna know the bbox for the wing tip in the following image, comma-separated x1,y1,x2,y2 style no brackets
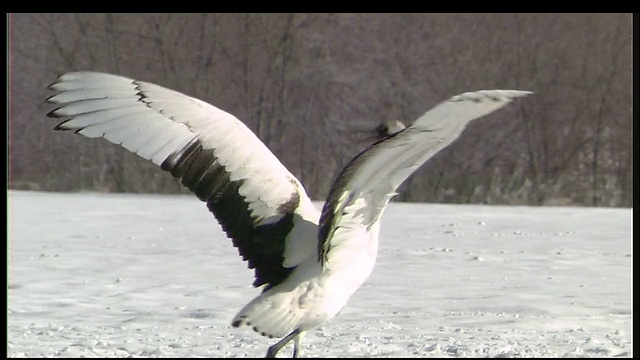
52,121,71,131
450,89,533,103
46,107,63,119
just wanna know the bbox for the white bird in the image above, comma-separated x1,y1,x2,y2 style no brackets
46,71,531,358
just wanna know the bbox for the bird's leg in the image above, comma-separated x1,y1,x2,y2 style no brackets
292,331,306,358
265,328,301,358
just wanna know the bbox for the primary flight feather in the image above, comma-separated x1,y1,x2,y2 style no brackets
46,71,531,357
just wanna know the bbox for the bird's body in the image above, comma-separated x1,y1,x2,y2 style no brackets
46,71,531,357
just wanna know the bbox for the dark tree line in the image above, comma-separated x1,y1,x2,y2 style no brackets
9,14,632,207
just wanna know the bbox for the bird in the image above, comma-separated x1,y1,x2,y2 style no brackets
46,71,532,358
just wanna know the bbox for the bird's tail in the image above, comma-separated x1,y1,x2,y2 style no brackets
231,289,304,339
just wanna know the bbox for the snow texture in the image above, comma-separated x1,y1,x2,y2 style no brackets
8,190,632,357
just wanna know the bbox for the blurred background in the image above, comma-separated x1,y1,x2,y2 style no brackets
8,14,632,207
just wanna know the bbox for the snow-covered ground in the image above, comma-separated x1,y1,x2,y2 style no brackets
8,190,632,357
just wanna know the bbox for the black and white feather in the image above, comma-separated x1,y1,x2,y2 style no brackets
47,71,531,358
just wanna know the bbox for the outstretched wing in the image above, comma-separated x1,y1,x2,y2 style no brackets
46,71,320,290
318,90,532,264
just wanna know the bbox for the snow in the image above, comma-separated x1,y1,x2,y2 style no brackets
8,190,632,357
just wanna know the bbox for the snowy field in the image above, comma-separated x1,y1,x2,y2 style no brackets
8,190,632,358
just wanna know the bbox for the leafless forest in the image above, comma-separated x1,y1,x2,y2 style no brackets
9,14,632,207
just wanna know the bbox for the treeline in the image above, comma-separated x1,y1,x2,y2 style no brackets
9,14,631,207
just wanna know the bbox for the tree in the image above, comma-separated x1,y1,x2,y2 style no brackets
9,14,632,207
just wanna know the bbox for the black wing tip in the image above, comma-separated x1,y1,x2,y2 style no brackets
46,73,69,91
47,109,73,131
52,123,68,131
46,108,61,119
44,93,58,103
51,118,78,131
47,87,69,130
46,82,60,92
